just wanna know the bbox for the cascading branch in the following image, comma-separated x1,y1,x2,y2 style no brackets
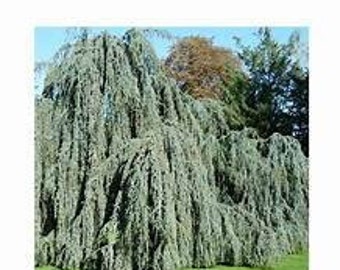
35,29,308,270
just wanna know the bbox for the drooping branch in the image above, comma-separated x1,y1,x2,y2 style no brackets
35,29,308,270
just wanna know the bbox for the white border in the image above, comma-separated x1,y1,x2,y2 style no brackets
1,1,339,270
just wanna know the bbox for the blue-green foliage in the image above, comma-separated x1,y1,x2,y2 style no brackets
35,29,308,270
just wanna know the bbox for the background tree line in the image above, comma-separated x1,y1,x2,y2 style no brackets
164,27,309,156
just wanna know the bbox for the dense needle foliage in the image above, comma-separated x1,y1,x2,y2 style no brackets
35,29,308,270
236,28,309,155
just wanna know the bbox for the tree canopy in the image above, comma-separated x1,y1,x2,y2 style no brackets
163,28,308,155
236,28,309,155
164,36,250,129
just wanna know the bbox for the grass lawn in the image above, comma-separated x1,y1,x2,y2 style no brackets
181,253,308,270
36,253,308,270
36,267,60,270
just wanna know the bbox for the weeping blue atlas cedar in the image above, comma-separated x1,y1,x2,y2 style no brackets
35,29,308,270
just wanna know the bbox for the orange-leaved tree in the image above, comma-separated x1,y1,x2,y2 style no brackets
164,36,242,100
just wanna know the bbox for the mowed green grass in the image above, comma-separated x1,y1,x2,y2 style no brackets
36,253,308,270
36,267,60,270
181,253,308,270
272,253,308,270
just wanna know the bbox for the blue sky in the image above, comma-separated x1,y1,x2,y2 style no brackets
35,26,308,62
34,27,308,94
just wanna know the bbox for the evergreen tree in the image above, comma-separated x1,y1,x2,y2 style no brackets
236,28,309,155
